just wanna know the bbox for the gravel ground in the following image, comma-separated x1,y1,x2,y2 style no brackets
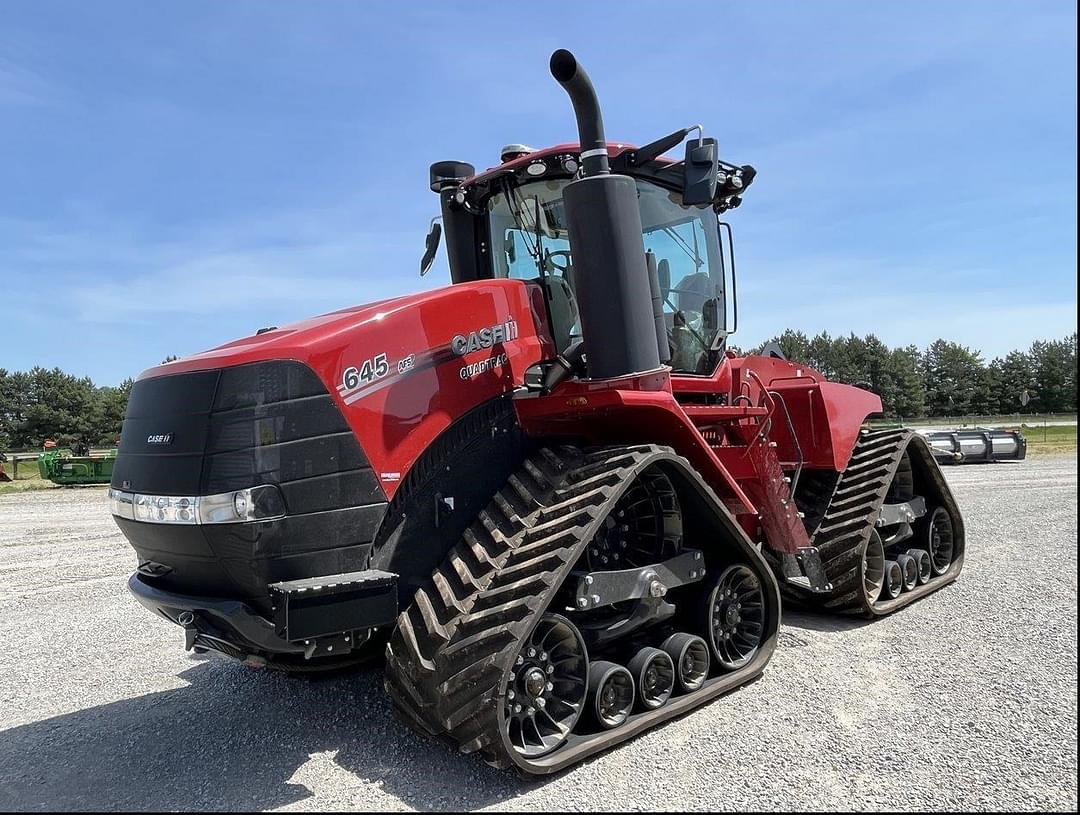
0,456,1076,812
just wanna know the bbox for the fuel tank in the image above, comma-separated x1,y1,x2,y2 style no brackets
110,279,551,613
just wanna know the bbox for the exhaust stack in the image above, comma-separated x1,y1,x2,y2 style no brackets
550,50,662,379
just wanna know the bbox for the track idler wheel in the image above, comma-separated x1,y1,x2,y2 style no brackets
882,560,904,599
703,564,766,670
627,647,675,710
503,614,589,758
587,661,635,729
905,548,932,584
661,632,710,693
926,506,955,576
862,529,886,605
894,553,919,591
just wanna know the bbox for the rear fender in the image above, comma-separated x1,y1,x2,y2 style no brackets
733,355,882,471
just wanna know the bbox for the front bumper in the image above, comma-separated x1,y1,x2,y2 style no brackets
127,566,400,660
128,573,303,656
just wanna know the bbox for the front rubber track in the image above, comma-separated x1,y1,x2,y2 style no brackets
383,444,780,775
777,429,966,617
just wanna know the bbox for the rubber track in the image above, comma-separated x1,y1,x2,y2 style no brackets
773,429,963,616
384,444,713,771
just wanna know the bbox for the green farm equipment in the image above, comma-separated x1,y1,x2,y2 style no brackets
38,448,117,485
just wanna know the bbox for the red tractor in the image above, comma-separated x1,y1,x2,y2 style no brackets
110,51,963,774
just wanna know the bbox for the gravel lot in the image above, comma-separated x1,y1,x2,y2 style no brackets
1,456,1076,811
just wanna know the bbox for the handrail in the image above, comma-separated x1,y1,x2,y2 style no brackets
767,388,804,495
740,370,804,497
767,372,820,388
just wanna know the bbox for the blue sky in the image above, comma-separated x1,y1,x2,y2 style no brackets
2,1,1076,384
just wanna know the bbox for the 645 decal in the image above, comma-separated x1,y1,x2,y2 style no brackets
341,353,389,393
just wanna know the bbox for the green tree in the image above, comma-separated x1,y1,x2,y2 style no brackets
1029,335,1077,413
887,345,926,419
923,340,985,417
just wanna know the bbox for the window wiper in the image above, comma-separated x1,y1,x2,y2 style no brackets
504,180,542,274
662,225,704,270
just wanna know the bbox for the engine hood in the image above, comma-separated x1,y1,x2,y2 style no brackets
138,287,456,381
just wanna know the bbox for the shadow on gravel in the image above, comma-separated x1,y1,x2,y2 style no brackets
0,658,542,812
781,610,873,633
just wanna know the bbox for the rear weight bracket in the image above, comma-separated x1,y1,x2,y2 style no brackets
572,550,705,610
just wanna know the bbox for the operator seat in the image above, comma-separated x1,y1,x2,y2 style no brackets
675,272,710,313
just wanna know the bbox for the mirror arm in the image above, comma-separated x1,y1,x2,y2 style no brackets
419,217,443,277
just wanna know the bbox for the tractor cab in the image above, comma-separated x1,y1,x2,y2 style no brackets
423,138,756,377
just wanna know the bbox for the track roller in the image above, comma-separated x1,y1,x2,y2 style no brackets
587,661,635,729
627,647,675,710
661,632,710,692
894,553,919,591
882,560,903,600
905,548,932,584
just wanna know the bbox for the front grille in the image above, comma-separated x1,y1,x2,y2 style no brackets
112,360,384,511
112,360,389,607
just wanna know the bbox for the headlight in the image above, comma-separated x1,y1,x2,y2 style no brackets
108,489,135,520
109,485,285,525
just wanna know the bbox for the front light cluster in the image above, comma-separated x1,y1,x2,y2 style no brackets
109,484,285,525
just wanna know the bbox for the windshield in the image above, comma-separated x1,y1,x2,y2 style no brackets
487,178,726,374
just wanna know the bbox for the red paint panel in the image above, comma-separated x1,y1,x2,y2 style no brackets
136,280,552,500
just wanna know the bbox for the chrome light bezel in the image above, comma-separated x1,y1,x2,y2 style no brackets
108,485,285,525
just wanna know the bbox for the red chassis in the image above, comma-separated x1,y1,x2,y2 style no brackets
149,277,880,554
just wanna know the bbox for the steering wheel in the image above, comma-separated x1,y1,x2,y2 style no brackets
544,249,573,274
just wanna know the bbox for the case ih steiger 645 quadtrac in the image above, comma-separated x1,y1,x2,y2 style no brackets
109,51,964,774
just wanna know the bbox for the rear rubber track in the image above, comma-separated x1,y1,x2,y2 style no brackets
776,429,965,616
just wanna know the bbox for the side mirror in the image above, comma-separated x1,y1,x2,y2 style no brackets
506,230,517,265
419,220,442,276
657,258,671,300
682,137,718,205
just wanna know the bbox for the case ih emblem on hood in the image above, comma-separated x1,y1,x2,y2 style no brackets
145,433,173,445
451,320,518,356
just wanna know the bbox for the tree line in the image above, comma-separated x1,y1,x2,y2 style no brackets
0,368,133,450
739,331,1077,419
1,337,1076,449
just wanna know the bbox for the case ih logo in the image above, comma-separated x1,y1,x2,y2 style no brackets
451,319,518,356
146,433,173,445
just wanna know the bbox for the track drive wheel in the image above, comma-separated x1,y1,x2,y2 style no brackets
502,614,588,758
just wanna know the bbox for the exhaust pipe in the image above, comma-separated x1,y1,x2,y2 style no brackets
550,50,662,380
549,49,610,178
